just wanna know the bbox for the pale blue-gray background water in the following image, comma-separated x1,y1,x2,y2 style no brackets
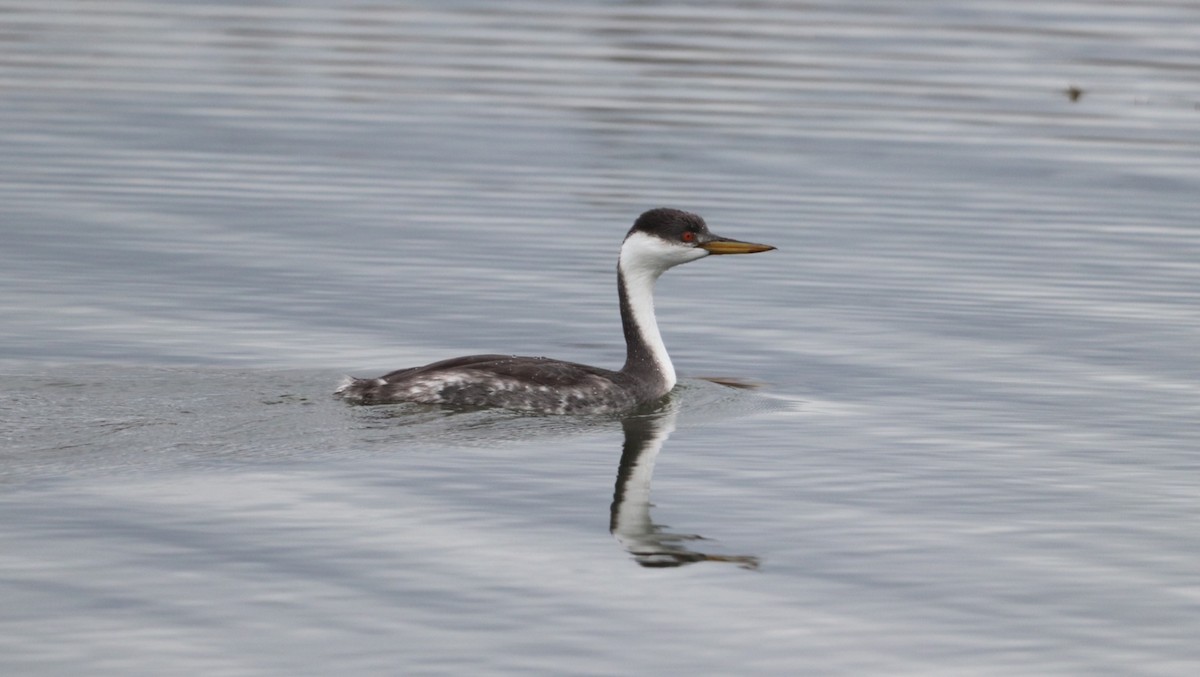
2,1,1198,675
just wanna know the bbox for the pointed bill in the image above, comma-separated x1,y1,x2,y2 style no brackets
699,236,776,255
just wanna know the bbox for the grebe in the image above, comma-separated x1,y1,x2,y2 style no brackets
336,208,774,414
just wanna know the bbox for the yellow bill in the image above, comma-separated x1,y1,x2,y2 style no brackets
700,237,776,255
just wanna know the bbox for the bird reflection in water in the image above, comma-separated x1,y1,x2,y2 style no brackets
610,403,760,570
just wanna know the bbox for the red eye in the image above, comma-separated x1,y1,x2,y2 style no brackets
682,231,695,242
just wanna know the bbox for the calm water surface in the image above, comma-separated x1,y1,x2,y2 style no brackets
2,1,1199,675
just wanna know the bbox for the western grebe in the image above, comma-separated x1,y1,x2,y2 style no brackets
336,208,774,414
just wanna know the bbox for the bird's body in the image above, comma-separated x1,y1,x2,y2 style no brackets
338,354,644,415
336,208,774,414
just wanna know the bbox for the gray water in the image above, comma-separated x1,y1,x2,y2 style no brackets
2,1,1199,675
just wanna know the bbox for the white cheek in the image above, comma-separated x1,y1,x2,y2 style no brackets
620,231,704,277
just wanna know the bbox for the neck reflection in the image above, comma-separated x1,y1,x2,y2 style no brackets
610,402,759,570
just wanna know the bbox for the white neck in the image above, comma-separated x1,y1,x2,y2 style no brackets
618,232,691,391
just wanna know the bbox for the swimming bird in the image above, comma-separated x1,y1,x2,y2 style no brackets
336,208,774,414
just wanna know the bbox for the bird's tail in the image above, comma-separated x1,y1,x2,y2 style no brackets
334,375,385,404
